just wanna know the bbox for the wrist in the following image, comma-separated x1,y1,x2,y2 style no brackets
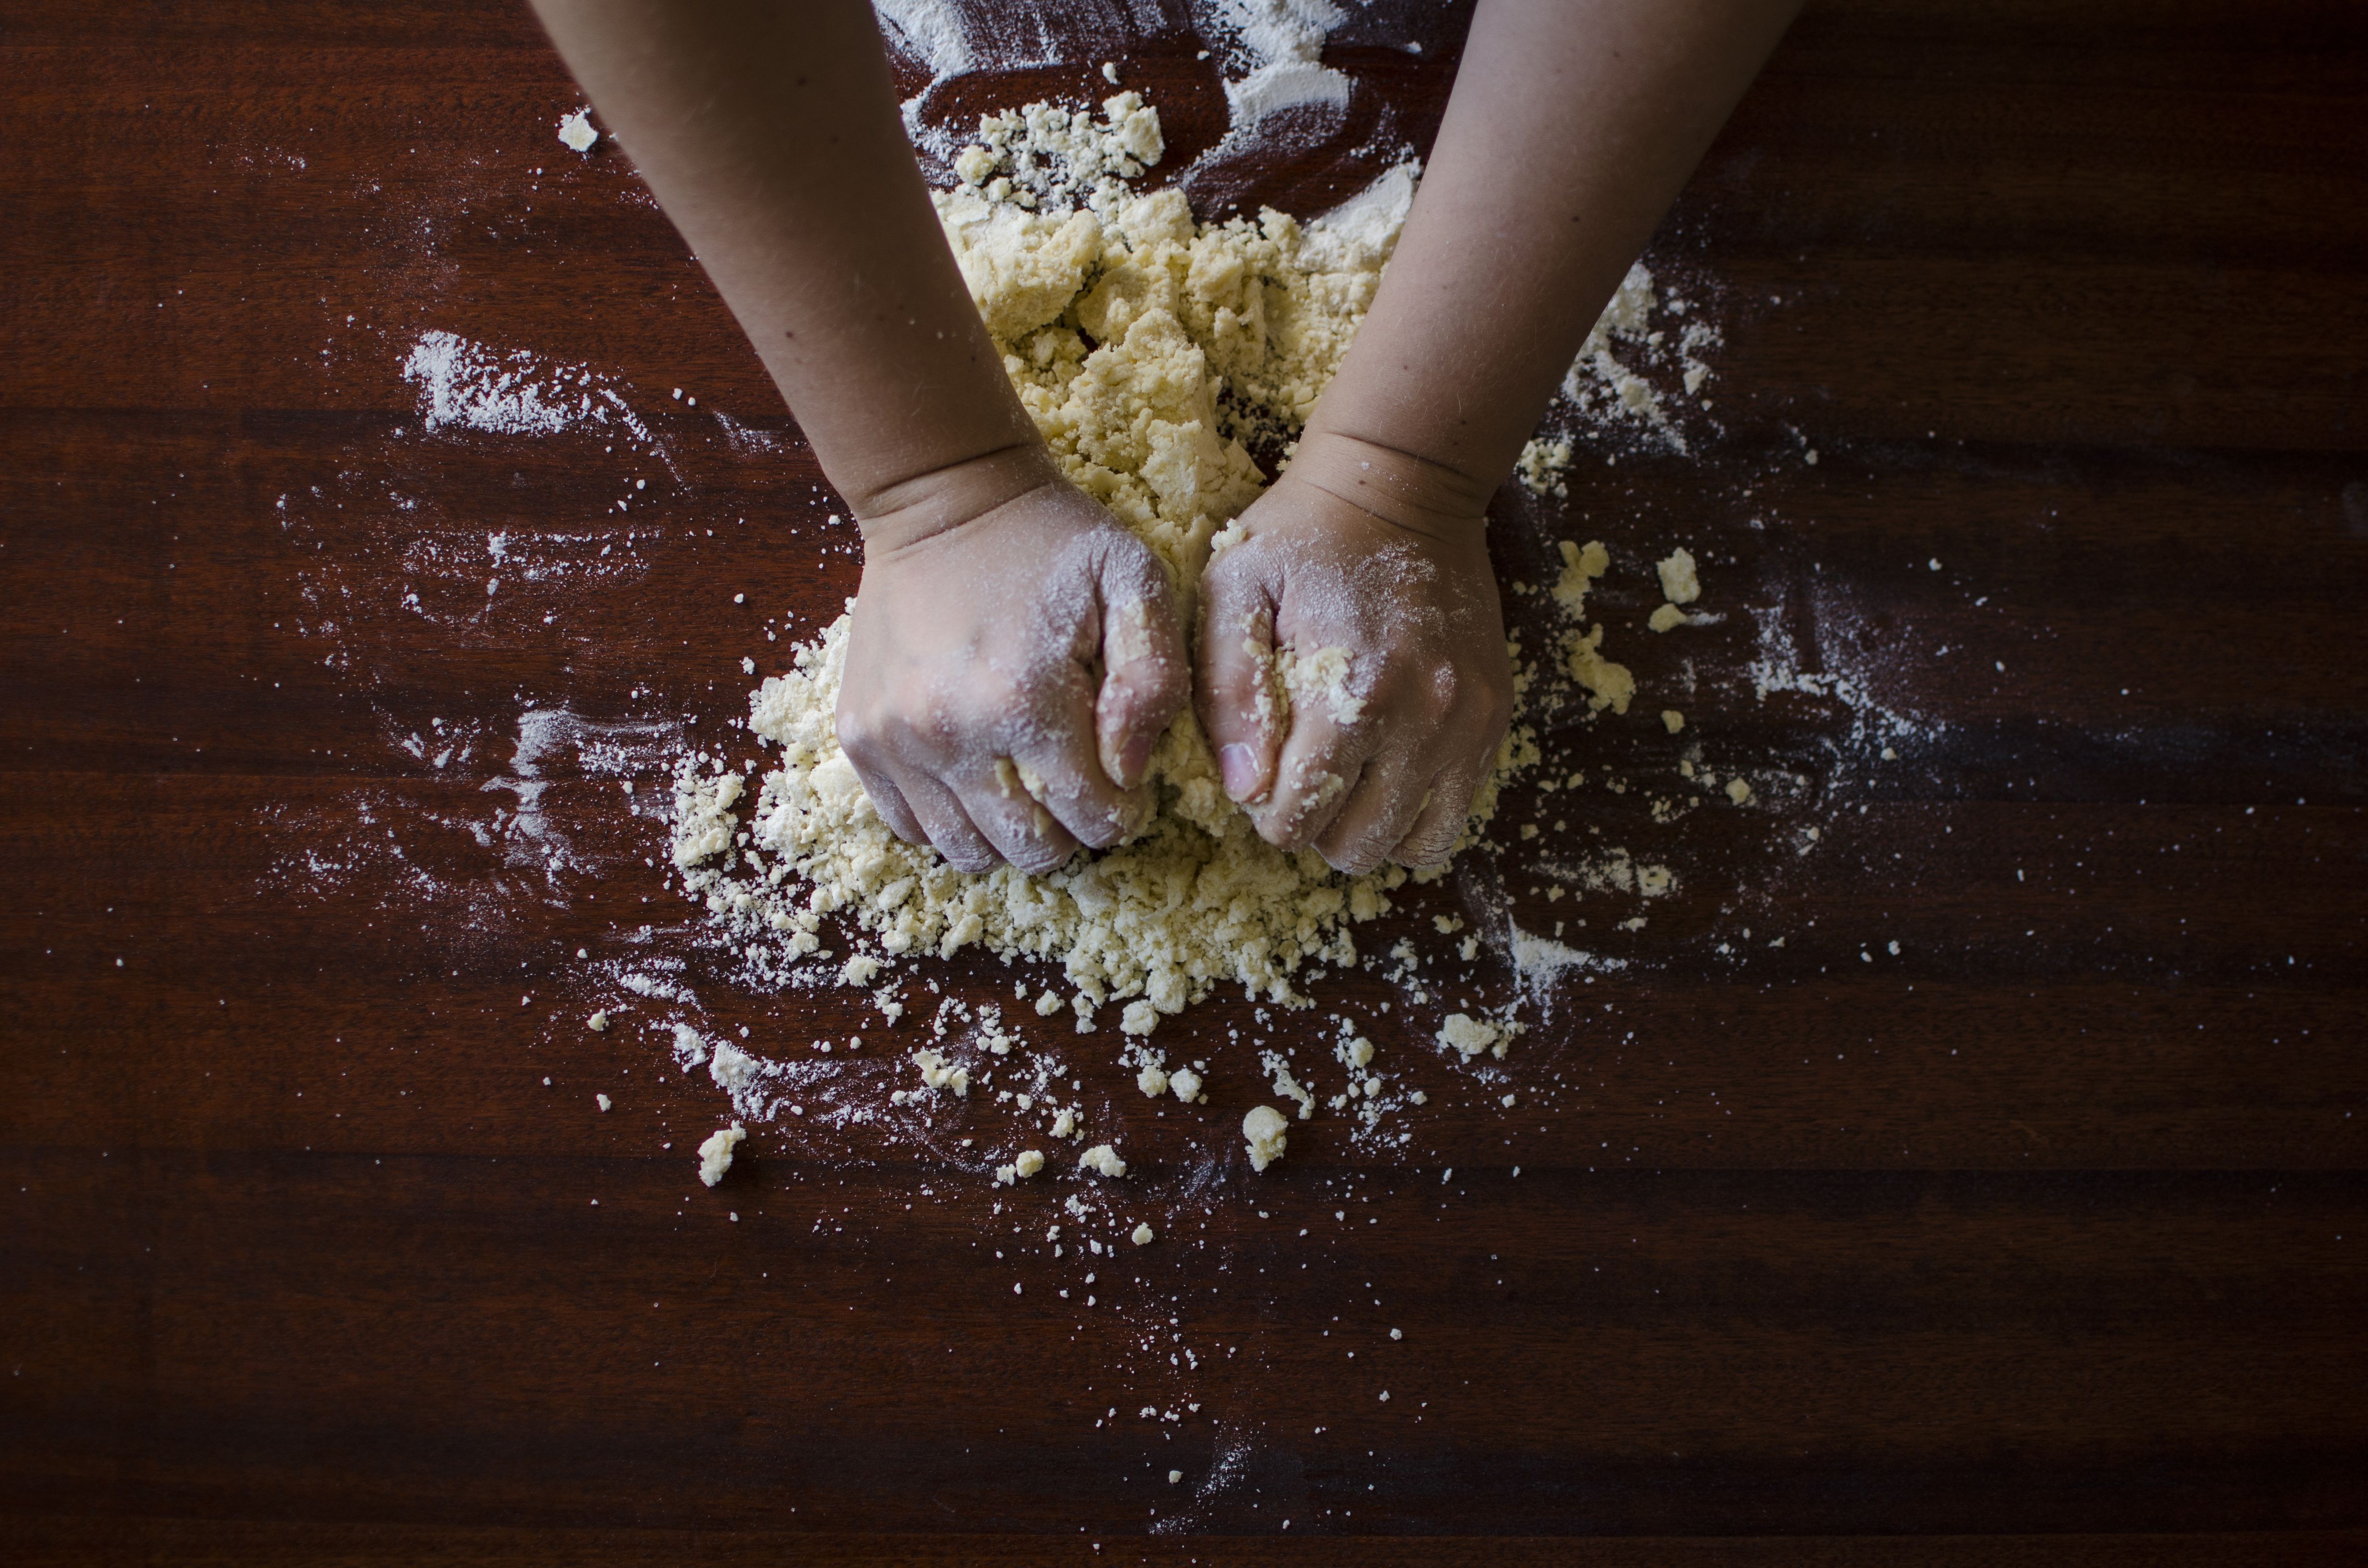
1277,429,1494,546
852,441,1065,556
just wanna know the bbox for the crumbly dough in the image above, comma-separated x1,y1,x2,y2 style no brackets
674,99,1504,1023
1079,1143,1128,1178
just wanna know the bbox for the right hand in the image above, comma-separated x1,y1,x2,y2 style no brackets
836,453,1190,875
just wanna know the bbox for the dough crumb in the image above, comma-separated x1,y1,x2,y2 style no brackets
1130,1222,1154,1245
1168,1469,1183,1484
1726,777,1755,805
1013,1149,1045,1177
1661,709,1684,734
1242,1104,1289,1172
595,1093,611,1112
1648,602,1691,633
1079,1143,1127,1178
696,1124,745,1188
912,1049,970,1097
1135,1061,1171,1098
1656,546,1701,605
1553,540,1635,713
1168,1067,1203,1103
1276,643,1364,727
1436,1012,1501,1060
556,110,598,153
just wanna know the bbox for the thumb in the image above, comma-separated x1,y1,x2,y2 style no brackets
1194,546,1283,804
1094,547,1190,791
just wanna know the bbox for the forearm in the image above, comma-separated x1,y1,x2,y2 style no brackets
528,0,1044,534
1302,0,1800,511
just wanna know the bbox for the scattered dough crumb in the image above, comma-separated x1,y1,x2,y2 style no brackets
1014,1149,1045,1177
1130,1223,1155,1245
1242,1104,1289,1172
556,110,598,152
697,1124,745,1187
1727,777,1754,805
1437,1012,1503,1060
1648,603,1691,633
1079,1143,1128,1178
1136,1061,1171,1098
595,1093,611,1112
1656,546,1701,605
913,1049,970,1097
1168,1067,1203,1102
1661,709,1684,734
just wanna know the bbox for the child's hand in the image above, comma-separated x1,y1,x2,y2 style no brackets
838,469,1188,874
1195,439,1513,874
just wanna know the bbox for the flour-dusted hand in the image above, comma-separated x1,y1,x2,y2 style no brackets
1196,435,1513,875
838,455,1188,875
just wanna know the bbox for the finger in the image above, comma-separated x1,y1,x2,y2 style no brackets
1011,725,1146,851
950,759,1082,877
1393,761,1489,870
896,768,1001,874
843,750,927,848
1253,717,1372,854
1194,549,1283,804
1251,637,1383,852
1094,549,1190,791
1314,751,1437,877
995,637,1144,852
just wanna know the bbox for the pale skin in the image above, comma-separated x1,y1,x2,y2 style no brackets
530,0,1799,874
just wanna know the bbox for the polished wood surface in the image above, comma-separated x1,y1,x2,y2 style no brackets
3,2,2364,1561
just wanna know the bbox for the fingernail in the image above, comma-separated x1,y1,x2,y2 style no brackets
1219,743,1259,801
1119,731,1155,789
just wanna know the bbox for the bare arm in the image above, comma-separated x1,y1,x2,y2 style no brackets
528,0,1038,532
1199,0,1798,871
530,0,1189,871
1301,0,1802,515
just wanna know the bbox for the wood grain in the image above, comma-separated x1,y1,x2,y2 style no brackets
2,0,2364,1560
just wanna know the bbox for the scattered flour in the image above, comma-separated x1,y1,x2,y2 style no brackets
1517,263,1724,490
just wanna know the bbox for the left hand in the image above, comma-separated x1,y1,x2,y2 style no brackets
1194,435,1513,875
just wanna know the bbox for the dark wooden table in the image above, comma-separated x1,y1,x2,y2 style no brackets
5,2,2365,1561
